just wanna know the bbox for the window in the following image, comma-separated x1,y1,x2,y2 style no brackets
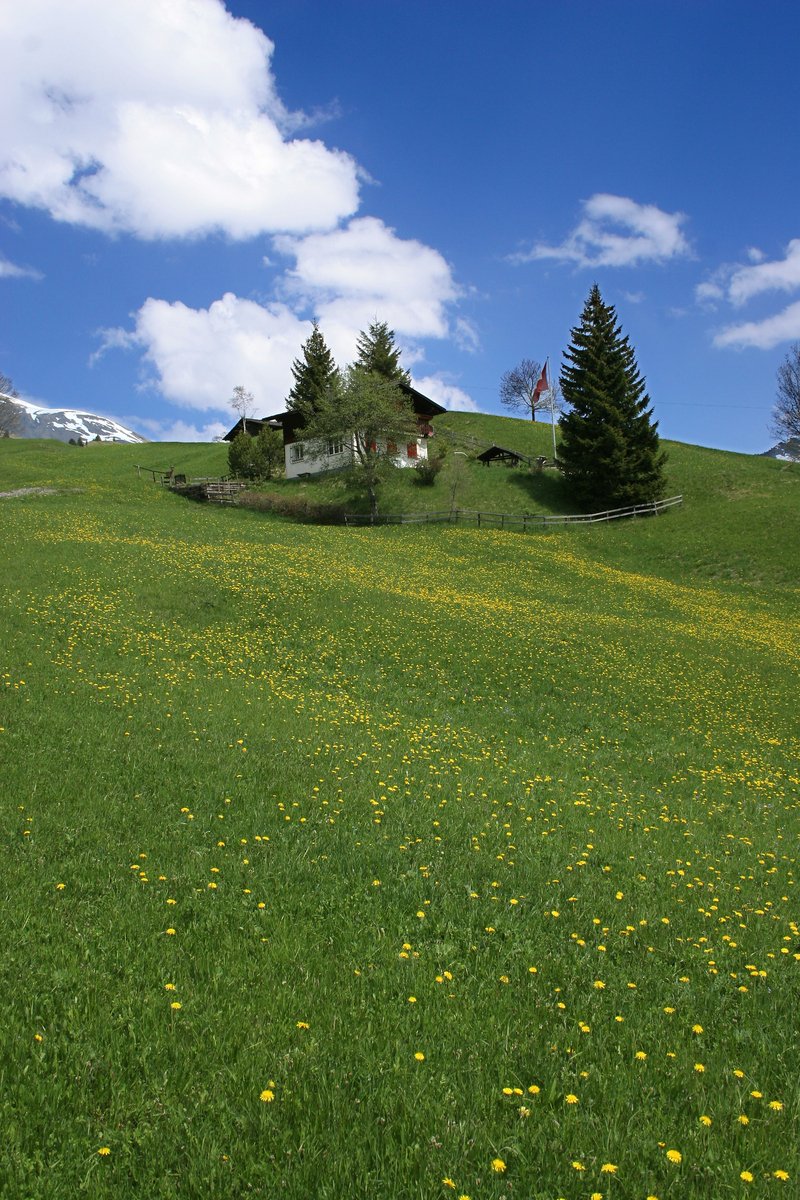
406,441,418,459
387,439,397,454
326,438,344,456
289,443,304,463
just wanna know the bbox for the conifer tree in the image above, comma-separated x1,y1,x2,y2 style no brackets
559,285,666,509
354,320,411,385
286,323,340,416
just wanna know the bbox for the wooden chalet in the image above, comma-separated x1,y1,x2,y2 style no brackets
222,383,446,479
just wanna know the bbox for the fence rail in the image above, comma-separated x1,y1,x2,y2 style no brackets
343,495,683,528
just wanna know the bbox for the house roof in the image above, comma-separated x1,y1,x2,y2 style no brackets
222,382,446,442
476,445,533,466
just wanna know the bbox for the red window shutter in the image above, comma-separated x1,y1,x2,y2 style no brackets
407,441,418,459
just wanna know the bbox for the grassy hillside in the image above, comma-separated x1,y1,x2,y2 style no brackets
1,434,798,1199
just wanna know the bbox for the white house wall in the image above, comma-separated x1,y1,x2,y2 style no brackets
284,435,428,479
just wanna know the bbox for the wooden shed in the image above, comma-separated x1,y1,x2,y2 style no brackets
476,445,533,467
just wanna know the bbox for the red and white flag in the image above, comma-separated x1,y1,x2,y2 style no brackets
532,361,549,406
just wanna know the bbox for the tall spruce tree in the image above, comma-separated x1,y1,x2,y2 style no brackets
559,285,666,509
354,320,411,385
286,323,340,417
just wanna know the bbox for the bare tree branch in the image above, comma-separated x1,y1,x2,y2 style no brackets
499,358,543,420
773,344,800,441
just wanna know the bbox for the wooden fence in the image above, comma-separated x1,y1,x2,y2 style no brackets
343,495,683,528
168,477,245,505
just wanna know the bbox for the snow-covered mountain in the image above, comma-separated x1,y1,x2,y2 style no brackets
0,393,146,443
761,437,800,462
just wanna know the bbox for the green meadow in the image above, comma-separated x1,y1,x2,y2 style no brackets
1,421,798,1199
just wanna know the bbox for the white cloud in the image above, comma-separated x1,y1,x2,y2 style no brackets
0,0,359,238
0,253,42,279
99,293,312,414
713,300,800,350
274,216,461,363
98,218,466,415
699,239,800,349
135,416,229,442
412,374,479,412
725,239,800,306
517,193,690,268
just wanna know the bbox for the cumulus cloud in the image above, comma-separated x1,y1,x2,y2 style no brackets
723,239,800,306
274,216,460,363
0,253,42,279
97,293,313,414
699,240,800,348
135,416,229,442
713,301,800,350
0,0,359,238
412,374,479,412
515,193,690,268
97,216,466,416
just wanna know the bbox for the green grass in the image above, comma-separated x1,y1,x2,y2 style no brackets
1,433,798,1199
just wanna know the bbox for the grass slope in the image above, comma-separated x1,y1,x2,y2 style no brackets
1,435,798,1199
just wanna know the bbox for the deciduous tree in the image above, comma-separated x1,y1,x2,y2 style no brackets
499,358,546,421
559,285,666,509
230,385,254,434
300,366,417,517
228,426,283,481
773,343,800,442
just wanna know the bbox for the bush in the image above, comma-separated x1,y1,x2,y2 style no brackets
238,491,346,524
413,444,446,486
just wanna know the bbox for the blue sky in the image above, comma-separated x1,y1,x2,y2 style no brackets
2,0,799,451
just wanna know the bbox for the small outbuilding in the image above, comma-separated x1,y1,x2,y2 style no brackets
476,445,533,467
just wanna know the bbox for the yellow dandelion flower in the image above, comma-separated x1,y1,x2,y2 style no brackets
170,1001,182,1010
769,1100,784,1111
694,1062,705,1073
666,1149,682,1163
750,1090,762,1099
773,1170,789,1181
692,1024,703,1033
98,1147,111,1156
699,1115,712,1127
491,1158,506,1173
165,928,176,935
442,1179,456,1190
593,979,606,989
414,1052,425,1061
738,1114,750,1125
407,996,417,1004
571,1161,585,1171
635,1050,647,1060
733,1069,745,1078
260,1089,275,1103
565,1093,579,1104
740,1170,754,1183
296,1021,309,1030
527,1084,540,1095
600,1162,618,1174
